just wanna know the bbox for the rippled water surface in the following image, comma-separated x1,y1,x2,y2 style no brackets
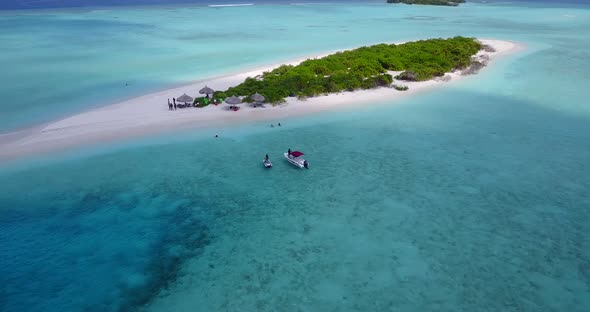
1,1,589,311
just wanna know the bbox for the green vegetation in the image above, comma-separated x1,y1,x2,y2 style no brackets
386,0,465,6
194,97,226,108
194,97,209,107
196,100,208,108
214,37,481,104
393,84,409,91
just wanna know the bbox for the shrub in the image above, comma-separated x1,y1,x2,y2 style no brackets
194,96,210,107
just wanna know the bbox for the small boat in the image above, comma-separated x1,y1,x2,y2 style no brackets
284,150,309,169
263,154,272,168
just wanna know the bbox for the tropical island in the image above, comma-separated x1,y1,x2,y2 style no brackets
197,36,482,105
386,0,466,6
0,38,518,161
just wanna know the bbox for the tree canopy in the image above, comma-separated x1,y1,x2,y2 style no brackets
210,37,481,104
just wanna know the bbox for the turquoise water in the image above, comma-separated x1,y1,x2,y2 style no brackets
2,1,589,131
1,2,590,311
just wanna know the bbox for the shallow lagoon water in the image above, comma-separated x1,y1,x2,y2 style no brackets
1,1,590,311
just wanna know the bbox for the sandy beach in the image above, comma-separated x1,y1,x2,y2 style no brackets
0,39,523,161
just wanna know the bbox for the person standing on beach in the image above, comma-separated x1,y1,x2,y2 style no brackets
168,99,172,110
173,98,177,110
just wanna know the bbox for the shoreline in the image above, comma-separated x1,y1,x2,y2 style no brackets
0,39,524,162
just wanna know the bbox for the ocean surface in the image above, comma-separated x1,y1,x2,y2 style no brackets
1,1,590,311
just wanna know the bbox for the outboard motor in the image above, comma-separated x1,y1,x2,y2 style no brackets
304,160,309,169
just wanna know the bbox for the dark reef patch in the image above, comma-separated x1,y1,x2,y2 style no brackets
117,203,211,311
0,179,213,312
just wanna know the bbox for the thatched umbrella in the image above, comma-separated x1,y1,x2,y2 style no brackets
225,96,242,105
199,86,214,96
251,93,265,103
225,96,242,110
177,93,194,103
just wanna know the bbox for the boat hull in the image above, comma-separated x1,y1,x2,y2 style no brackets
283,153,306,168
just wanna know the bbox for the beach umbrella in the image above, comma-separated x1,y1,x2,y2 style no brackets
177,93,194,103
199,86,214,95
251,93,265,103
225,96,242,105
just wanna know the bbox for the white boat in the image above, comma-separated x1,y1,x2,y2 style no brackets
284,150,309,169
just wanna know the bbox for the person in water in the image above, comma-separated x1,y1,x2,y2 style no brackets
278,122,281,127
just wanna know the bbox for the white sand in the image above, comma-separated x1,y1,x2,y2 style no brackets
0,39,523,161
